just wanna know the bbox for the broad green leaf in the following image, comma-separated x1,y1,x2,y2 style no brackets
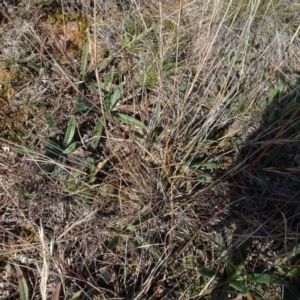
195,173,213,183
103,66,115,92
76,83,85,104
112,112,145,128
276,266,300,277
39,163,55,175
86,157,96,183
107,236,119,250
91,119,103,149
24,192,37,199
11,146,39,156
97,56,114,71
44,139,63,154
226,261,237,279
80,42,89,79
88,83,106,96
178,81,188,92
15,265,29,300
229,280,248,293
51,164,62,178
276,242,300,265
287,242,300,259
45,113,57,130
126,224,136,232
53,58,79,81
72,101,100,115
219,286,229,300
199,267,220,278
86,56,114,80
228,264,243,278
154,102,162,124
105,83,123,112
215,232,226,253
248,273,288,285
63,116,76,147
27,60,42,72
200,161,220,171
87,157,95,174
63,142,76,154
234,238,253,264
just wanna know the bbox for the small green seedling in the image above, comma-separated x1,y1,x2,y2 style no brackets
41,114,77,177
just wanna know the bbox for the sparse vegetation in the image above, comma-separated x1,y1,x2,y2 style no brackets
1,0,300,299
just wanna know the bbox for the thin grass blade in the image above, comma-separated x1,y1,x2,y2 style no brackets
80,42,89,79
63,116,76,147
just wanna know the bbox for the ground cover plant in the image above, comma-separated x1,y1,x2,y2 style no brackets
1,0,300,299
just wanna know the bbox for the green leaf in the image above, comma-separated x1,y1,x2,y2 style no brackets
87,56,114,80
91,119,103,149
112,112,145,128
276,266,300,277
45,113,57,130
219,286,229,300
154,102,162,124
103,66,115,92
276,242,300,265
98,56,114,71
195,173,213,183
88,83,106,96
68,291,82,300
229,280,248,293
215,232,226,249
234,238,252,265
80,42,89,79
87,157,95,174
27,60,42,72
248,273,288,285
53,58,79,81
51,164,62,178
63,116,76,147
76,83,85,104
15,265,29,300
228,264,244,278
130,239,142,257
63,142,76,154
72,101,100,115
24,192,37,199
11,146,39,156
178,81,188,92
39,163,55,175
126,224,136,232
107,236,119,250
105,83,123,112
287,242,300,259
200,161,220,171
199,267,220,279
86,157,96,183
44,139,63,154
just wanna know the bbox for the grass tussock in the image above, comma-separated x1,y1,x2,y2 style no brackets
1,0,300,299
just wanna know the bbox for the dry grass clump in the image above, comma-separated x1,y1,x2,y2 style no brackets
1,0,300,299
